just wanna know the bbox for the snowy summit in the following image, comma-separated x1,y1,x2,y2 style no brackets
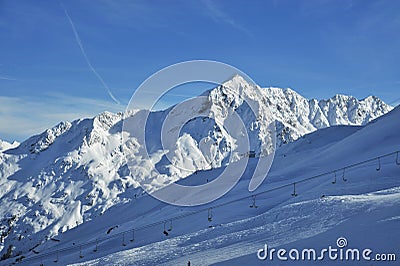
0,76,397,265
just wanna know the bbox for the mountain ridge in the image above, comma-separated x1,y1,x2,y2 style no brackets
2,98,399,265
0,75,394,261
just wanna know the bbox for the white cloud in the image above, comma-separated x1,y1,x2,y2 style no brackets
0,94,123,142
0,75,16,81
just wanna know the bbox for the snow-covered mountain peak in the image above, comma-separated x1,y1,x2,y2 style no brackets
204,75,276,159
93,111,122,131
1,97,398,265
206,75,392,145
263,88,392,144
0,139,19,152
223,74,250,86
0,76,395,262
19,121,72,154
11,111,123,157
317,93,391,127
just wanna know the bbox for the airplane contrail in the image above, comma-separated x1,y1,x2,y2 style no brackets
59,1,121,105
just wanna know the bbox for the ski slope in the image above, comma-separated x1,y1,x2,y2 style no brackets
8,105,399,266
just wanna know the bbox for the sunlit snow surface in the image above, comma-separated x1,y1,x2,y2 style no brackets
0,77,397,265
68,106,400,266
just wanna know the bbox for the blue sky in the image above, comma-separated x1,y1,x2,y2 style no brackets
0,0,399,142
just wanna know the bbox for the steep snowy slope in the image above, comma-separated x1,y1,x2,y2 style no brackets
0,76,394,263
8,104,399,266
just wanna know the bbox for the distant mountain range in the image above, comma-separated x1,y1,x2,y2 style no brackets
0,75,393,261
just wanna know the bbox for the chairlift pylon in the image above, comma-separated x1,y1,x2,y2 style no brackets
130,229,135,242
342,168,347,182
122,232,126,246
208,208,213,222
250,195,258,208
376,157,381,171
332,171,337,184
163,222,169,236
291,183,298,196
93,239,98,252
